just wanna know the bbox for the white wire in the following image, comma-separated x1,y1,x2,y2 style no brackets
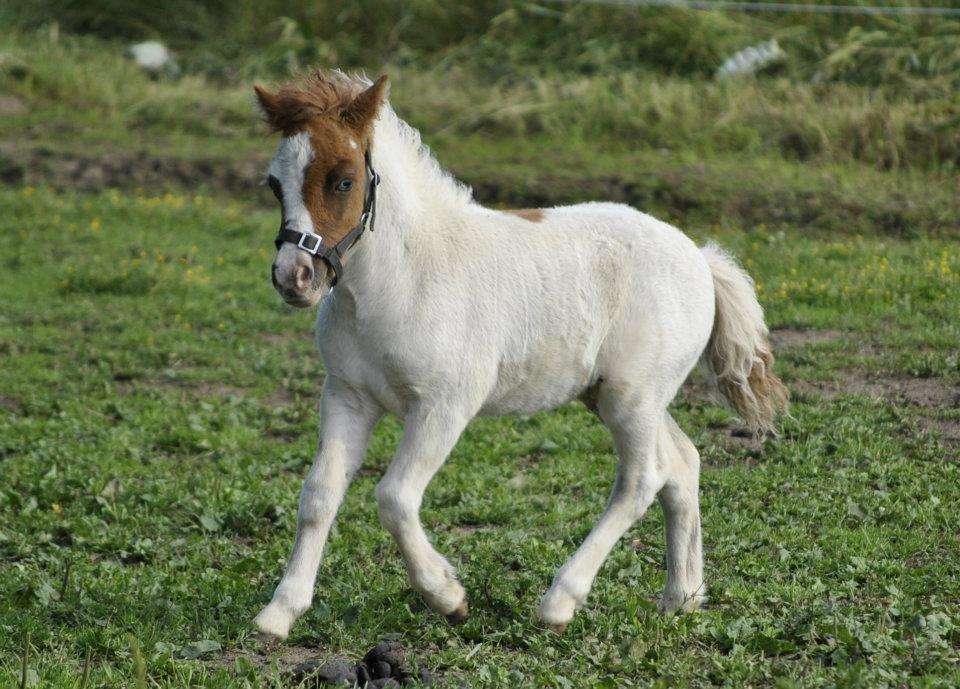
549,0,960,17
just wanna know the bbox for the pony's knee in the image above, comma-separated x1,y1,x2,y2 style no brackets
297,476,339,526
376,480,416,534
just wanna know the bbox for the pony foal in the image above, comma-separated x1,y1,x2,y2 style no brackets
252,72,788,640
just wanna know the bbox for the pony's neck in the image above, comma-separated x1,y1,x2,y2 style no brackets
334,107,472,303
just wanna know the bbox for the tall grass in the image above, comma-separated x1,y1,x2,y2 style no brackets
3,0,960,96
2,30,956,170
394,67,959,169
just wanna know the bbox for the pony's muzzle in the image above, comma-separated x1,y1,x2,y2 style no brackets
272,246,325,307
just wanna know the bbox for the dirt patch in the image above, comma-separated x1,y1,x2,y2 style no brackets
793,371,959,408
770,328,843,350
261,332,317,349
916,417,960,455
114,376,246,399
0,95,28,116
444,523,496,535
210,640,436,687
193,383,247,399
793,369,959,451
0,144,268,194
263,387,297,408
210,644,318,674
677,331,959,452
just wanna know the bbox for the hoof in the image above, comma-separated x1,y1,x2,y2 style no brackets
659,591,707,615
444,600,469,625
254,630,284,646
538,585,579,634
544,621,567,635
253,604,294,643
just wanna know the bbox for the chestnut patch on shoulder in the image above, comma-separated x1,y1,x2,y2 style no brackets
505,208,545,223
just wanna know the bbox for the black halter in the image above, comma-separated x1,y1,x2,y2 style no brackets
274,149,380,286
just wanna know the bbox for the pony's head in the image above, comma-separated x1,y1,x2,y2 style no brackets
255,72,388,307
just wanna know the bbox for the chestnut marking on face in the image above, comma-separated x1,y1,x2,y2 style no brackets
256,72,389,304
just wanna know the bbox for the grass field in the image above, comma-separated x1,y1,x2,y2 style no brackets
2,9,959,688
1,183,957,687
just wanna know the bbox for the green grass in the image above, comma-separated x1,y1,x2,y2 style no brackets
5,0,960,92
1,9,959,686
1,185,957,687
2,31,959,171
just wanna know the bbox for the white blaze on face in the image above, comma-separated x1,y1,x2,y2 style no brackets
268,132,319,268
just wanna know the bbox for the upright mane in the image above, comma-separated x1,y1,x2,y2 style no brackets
255,70,367,135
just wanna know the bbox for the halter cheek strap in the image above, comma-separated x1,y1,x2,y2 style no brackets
274,149,380,286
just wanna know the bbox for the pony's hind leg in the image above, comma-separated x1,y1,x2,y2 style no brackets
539,390,667,632
657,414,706,613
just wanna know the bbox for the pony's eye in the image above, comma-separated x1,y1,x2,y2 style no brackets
336,178,353,193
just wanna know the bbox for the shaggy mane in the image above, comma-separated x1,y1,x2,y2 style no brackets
258,70,368,134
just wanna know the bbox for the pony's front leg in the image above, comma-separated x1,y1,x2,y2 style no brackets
377,406,471,623
254,378,381,641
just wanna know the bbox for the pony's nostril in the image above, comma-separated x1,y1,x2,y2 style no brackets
294,264,314,291
271,264,280,289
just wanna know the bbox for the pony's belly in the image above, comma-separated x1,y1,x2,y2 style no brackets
478,390,578,416
479,360,596,416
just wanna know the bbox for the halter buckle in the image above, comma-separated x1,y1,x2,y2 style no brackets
297,232,323,254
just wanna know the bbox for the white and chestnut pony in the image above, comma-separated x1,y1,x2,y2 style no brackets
252,72,788,640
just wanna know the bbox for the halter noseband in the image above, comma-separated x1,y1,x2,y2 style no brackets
274,149,380,286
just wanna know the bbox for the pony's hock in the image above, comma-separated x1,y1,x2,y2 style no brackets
252,70,789,641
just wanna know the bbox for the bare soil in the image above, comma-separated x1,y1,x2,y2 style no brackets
0,143,268,195
770,328,843,350
114,375,247,400
0,95,28,115
210,644,318,673
792,372,959,408
681,328,959,451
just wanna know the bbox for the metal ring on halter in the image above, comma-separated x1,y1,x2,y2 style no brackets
296,232,323,254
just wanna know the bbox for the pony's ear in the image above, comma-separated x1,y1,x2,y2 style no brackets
254,84,313,134
341,75,389,134
254,85,278,118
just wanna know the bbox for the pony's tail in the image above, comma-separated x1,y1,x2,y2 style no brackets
700,243,789,436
